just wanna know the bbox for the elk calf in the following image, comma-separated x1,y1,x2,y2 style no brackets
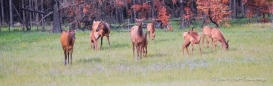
130,18,146,58
147,18,156,41
182,28,202,55
60,30,76,65
90,21,111,50
211,28,229,50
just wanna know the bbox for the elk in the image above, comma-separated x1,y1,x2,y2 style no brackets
130,18,146,58
146,18,156,41
207,8,229,50
90,21,111,50
211,28,229,50
182,28,202,55
201,26,213,48
60,30,76,65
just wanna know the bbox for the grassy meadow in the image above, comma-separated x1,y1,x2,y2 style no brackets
0,23,273,86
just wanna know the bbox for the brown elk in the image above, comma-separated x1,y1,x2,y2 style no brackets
130,18,146,58
211,28,229,50
146,18,156,41
60,30,76,65
201,26,213,48
90,21,111,50
207,8,229,50
182,28,202,55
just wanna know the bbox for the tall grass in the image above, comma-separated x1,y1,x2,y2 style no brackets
0,23,273,86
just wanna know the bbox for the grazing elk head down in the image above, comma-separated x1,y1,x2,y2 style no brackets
211,28,229,51
60,30,76,65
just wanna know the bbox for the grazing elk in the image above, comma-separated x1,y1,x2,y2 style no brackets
60,30,76,65
211,28,229,50
130,18,146,58
182,28,202,55
90,21,111,50
146,18,156,41
207,8,229,50
201,26,213,48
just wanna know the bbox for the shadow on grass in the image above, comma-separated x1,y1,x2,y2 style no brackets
150,38,171,44
98,42,129,50
78,57,102,63
147,53,167,58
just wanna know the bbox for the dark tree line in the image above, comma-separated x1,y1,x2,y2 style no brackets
0,0,272,33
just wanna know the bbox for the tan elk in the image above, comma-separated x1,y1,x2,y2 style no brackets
90,21,111,50
211,28,229,50
130,18,146,58
146,18,156,41
182,28,202,55
60,30,76,65
206,8,229,51
201,26,213,48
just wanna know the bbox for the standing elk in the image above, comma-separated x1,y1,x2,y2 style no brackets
182,28,202,55
130,18,146,58
146,18,156,41
201,26,213,48
60,30,76,65
90,21,111,50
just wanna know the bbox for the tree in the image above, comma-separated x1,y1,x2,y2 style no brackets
196,0,231,27
53,0,62,33
9,0,13,31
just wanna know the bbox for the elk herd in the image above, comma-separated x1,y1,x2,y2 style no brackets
60,18,229,65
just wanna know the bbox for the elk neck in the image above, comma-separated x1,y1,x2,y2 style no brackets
137,21,143,36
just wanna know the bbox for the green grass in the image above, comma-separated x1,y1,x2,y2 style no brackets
0,23,273,86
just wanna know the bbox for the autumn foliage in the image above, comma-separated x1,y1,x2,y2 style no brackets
196,0,231,27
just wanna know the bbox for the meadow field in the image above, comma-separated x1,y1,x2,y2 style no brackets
0,23,273,86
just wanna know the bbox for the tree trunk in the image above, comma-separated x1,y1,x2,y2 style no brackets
9,0,13,31
151,0,155,19
130,0,135,23
22,0,26,31
115,8,119,23
0,0,4,25
233,0,237,18
0,0,1,31
53,0,62,33
180,1,185,29
241,0,245,18
41,0,45,31
28,0,32,30
35,0,39,31
229,0,232,18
